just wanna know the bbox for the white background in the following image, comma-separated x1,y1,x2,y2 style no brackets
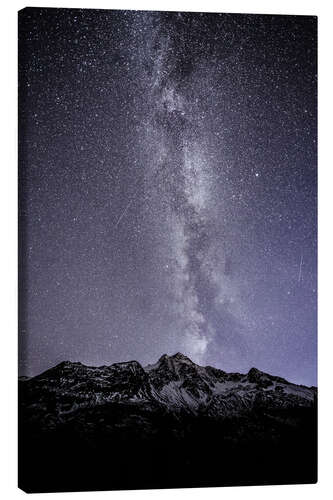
1,0,332,498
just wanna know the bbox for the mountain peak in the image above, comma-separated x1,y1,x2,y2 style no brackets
49,360,83,372
112,360,145,372
158,352,194,364
173,352,192,360
248,367,262,375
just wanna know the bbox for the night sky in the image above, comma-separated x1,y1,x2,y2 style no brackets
18,8,317,386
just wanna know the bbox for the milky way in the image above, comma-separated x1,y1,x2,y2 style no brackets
19,8,317,385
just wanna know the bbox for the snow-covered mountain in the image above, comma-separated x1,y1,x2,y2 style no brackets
19,353,317,493
20,352,316,419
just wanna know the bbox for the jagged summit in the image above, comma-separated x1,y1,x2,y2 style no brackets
145,352,194,373
156,352,196,370
34,360,83,379
159,352,194,363
248,367,262,375
57,360,83,368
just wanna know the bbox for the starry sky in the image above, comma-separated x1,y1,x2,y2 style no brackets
18,8,317,386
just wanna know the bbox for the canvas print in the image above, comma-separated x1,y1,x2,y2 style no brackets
18,8,317,493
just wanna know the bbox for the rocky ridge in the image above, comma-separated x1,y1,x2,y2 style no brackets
20,352,316,421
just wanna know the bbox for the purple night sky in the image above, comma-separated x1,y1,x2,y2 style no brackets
19,8,317,386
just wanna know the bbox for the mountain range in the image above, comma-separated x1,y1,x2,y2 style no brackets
19,353,317,492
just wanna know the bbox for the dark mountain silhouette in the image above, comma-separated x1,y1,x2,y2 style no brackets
19,353,317,492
